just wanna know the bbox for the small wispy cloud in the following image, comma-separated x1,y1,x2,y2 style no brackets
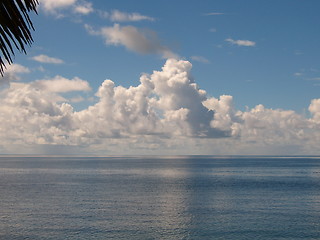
294,72,303,77
85,23,178,59
31,54,64,64
99,10,155,22
191,56,210,64
309,77,320,81
204,12,225,16
294,50,303,55
40,0,93,17
225,38,256,47
40,0,77,13
73,2,93,15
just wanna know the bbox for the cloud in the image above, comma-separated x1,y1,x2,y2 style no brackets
0,83,76,147
0,59,229,151
40,0,93,16
236,105,308,142
75,59,222,138
294,72,303,77
226,38,256,47
203,95,241,135
107,10,155,22
85,24,178,59
73,1,93,15
294,50,303,55
1,59,320,154
70,96,85,103
98,10,155,22
40,1,148,19
40,0,77,14
32,75,91,93
204,12,225,16
309,99,320,122
0,64,30,85
191,56,210,64
31,54,64,64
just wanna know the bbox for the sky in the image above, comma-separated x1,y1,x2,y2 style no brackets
1,0,320,155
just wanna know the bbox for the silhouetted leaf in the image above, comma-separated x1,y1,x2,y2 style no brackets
0,0,38,76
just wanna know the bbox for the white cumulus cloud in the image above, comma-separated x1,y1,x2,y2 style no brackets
1,59,320,155
75,59,220,139
0,64,30,85
309,99,320,122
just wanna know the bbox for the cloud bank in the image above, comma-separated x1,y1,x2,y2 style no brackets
1,59,320,155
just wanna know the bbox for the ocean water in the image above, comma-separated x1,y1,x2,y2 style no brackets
0,156,320,240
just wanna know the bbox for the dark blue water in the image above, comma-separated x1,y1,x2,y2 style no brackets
0,156,320,239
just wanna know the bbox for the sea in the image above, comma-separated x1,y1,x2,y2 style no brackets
0,156,319,240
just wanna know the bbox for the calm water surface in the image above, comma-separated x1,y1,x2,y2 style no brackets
0,156,320,239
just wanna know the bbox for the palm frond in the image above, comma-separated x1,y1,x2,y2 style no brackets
0,0,38,76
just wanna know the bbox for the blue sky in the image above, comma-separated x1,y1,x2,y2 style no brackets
1,0,320,155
